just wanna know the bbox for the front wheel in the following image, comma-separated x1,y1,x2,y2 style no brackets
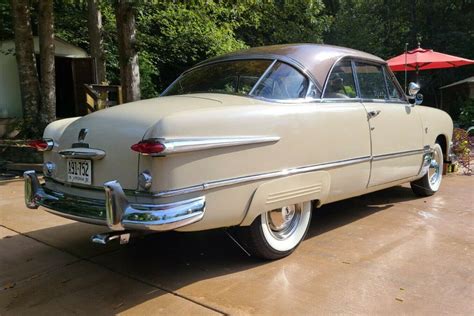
410,143,444,196
239,201,312,260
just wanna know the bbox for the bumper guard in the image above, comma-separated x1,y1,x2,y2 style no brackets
24,171,205,231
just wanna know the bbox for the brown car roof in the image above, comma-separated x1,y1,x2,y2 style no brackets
197,43,386,90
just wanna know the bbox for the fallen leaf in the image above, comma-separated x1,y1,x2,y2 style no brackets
396,298,404,302
342,261,351,264
3,282,16,290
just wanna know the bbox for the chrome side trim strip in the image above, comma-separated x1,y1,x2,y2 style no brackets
153,155,371,198
158,136,280,156
372,149,425,162
44,147,430,199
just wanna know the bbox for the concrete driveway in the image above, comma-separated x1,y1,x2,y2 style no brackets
0,175,473,315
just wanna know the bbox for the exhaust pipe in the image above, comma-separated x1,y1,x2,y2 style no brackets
91,231,131,245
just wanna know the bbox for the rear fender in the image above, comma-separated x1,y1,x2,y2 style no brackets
240,171,331,226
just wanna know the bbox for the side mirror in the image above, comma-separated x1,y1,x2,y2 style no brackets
408,82,420,96
407,82,421,105
415,93,423,105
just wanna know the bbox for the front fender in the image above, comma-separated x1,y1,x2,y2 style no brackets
240,171,331,226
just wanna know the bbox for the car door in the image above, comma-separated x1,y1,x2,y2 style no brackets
321,59,371,201
354,61,423,187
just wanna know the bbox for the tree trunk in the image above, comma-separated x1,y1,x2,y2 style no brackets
10,0,41,137
88,0,107,83
115,0,140,102
38,0,56,128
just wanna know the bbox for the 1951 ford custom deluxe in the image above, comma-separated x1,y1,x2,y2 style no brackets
25,44,453,259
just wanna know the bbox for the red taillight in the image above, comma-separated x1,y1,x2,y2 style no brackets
28,139,53,151
131,139,166,155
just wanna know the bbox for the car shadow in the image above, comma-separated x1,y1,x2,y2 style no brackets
0,184,422,313
307,184,420,238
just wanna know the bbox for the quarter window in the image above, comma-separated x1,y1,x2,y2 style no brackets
252,62,309,100
384,67,405,101
323,60,357,98
355,62,388,100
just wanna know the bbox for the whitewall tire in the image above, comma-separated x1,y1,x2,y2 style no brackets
411,143,444,196
239,201,312,260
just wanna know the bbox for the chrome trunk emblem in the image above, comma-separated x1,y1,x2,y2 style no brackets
78,128,88,143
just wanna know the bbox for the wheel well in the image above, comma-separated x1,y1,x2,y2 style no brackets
435,134,447,160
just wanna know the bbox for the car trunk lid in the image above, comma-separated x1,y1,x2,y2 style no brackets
50,95,223,189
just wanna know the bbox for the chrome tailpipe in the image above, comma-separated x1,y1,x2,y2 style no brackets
91,231,131,245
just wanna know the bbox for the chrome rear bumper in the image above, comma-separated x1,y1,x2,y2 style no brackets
24,170,205,231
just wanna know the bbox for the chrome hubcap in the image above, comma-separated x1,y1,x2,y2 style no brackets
266,204,302,240
428,149,442,187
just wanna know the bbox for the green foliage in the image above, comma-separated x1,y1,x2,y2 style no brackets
0,0,13,41
3,0,473,105
136,1,248,95
457,99,474,129
52,0,331,97
452,127,472,175
236,0,332,46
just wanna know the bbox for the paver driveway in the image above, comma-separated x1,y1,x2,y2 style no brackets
1,175,473,315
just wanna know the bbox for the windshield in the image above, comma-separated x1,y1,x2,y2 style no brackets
163,59,311,100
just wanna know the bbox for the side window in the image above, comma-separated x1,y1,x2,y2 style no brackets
323,60,357,98
252,62,308,100
384,67,405,101
355,62,388,100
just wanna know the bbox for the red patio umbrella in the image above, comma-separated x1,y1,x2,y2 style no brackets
387,46,474,72
387,44,474,93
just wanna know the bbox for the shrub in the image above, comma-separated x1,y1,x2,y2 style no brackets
452,128,472,175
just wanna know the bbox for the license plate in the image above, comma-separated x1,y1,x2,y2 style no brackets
67,159,92,185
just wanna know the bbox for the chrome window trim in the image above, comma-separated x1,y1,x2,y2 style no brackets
249,59,277,95
319,98,407,105
384,65,408,102
381,64,392,99
382,65,407,103
321,55,348,99
321,56,359,100
351,59,362,98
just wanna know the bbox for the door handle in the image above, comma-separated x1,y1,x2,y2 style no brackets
367,110,381,119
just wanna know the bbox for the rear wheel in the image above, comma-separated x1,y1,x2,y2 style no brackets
411,143,443,196
239,201,312,260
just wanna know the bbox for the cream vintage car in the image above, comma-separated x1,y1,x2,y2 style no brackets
25,44,453,259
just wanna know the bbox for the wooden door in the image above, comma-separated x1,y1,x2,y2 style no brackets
71,58,96,116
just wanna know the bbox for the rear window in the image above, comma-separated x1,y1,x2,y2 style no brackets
163,60,272,96
163,59,311,100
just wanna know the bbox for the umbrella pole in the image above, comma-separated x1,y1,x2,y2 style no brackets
404,43,408,93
